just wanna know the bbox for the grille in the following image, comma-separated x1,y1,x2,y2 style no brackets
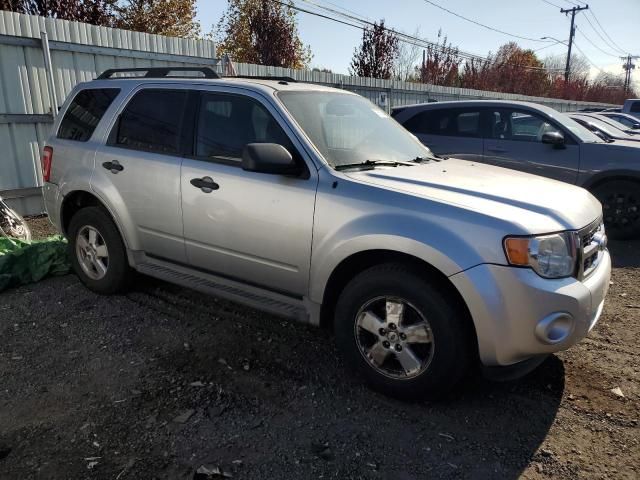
578,219,604,280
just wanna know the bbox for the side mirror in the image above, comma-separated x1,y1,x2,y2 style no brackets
631,123,640,130
241,143,301,176
541,131,565,148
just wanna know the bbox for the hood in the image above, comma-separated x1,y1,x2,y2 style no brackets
343,158,601,234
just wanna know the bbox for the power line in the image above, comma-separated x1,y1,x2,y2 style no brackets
581,12,627,55
420,0,550,43
575,26,620,58
588,9,629,55
271,0,566,72
539,0,563,9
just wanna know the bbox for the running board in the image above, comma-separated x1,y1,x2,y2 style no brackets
135,258,309,323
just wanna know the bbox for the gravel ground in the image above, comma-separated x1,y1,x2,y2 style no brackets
0,217,638,479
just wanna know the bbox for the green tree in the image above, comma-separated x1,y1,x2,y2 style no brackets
214,0,312,69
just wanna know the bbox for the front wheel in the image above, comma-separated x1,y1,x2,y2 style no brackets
334,264,473,400
593,180,640,240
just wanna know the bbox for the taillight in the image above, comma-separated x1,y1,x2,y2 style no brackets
42,146,53,182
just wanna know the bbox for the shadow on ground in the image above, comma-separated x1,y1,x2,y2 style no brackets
0,272,566,479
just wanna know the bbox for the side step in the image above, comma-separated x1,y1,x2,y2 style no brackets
136,258,309,323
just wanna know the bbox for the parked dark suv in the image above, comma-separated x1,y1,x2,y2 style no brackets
393,100,640,239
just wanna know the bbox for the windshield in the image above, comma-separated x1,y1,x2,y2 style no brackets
277,91,433,167
553,111,604,143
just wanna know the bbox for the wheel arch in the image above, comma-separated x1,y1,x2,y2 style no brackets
582,171,640,191
60,190,131,250
319,249,478,354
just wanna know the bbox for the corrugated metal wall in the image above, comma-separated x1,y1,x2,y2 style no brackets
225,62,616,113
0,10,217,215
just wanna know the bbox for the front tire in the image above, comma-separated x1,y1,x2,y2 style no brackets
593,180,640,240
68,207,132,294
334,263,473,400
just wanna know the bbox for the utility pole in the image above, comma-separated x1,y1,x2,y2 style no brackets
621,55,639,93
560,4,589,83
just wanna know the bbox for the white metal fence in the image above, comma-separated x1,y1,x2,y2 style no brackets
0,11,616,216
226,62,616,113
0,10,216,215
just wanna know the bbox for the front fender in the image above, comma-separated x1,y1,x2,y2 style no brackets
308,211,503,304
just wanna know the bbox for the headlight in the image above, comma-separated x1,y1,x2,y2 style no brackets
504,232,577,279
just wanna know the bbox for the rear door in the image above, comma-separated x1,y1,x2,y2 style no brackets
179,88,317,296
92,86,191,262
401,108,484,161
483,107,580,184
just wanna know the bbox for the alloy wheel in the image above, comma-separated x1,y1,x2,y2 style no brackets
76,225,109,280
354,296,435,380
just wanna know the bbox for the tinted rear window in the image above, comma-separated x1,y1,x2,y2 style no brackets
111,89,188,154
57,88,119,141
631,102,640,113
402,108,481,137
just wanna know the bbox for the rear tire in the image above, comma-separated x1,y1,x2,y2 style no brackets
68,206,132,294
593,180,640,240
334,263,473,400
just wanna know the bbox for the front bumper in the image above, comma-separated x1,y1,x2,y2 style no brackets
450,250,611,367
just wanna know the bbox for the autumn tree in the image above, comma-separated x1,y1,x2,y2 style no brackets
214,0,312,69
0,0,118,26
116,0,200,38
350,20,399,79
416,30,461,86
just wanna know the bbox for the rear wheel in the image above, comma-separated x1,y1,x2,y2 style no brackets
593,180,640,240
334,263,473,400
68,207,132,294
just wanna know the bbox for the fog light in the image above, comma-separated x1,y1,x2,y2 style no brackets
535,312,574,344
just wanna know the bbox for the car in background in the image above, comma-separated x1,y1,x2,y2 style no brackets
622,99,640,120
392,100,640,239
569,113,640,143
598,112,640,130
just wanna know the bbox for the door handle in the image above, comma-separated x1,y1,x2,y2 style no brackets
487,147,507,153
102,160,124,173
190,176,219,193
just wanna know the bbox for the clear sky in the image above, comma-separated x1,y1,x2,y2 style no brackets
197,0,639,89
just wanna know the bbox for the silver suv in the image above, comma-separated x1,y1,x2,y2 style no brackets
43,68,611,399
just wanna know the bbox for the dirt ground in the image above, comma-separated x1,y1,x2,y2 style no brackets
0,217,638,479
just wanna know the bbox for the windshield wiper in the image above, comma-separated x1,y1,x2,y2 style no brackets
411,154,447,163
335,159,415,171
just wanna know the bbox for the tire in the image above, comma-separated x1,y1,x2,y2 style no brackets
593,180,640,240
67,206,132,294
334,263,473,400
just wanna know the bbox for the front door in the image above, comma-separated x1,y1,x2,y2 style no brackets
180,89,317,296
483,108,580,184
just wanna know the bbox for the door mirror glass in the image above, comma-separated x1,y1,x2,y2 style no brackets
541,131,565,147
241,143,301,176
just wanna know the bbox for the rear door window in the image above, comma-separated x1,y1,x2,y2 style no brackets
57,88,120,141
110,89,189,154
402,109,480,137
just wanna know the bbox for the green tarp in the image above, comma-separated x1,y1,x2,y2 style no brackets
0,236,71,292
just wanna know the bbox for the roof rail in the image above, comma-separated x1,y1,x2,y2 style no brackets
97,67,219,80
232,75,297,83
